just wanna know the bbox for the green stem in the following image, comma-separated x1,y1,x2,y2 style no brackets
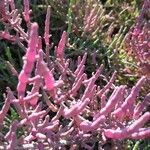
133,141,140,150
67,0,75,37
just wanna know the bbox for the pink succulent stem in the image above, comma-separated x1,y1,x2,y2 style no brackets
23,0,30,23
75,53,87,75
104,112,150,139
17,23,38,98
97,71,116,98
56,31,67,60
7,132,17,150
95,86,125,120
44,5,51,45
130,127,150,139
81,65,103,101
5,120,18,141
40,120,59,133
0,88,12,123
37,116,50,130
19,110,47,126
41,60,56,98
80,115,106,132
0,31,19,41
63,98,90,118
113,76,146,119
70,73,86,97
133,93,150,119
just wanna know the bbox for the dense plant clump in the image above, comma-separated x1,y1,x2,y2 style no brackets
125,0,150,76
0,0,150,149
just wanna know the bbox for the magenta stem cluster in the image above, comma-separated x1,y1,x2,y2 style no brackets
0,0,150,149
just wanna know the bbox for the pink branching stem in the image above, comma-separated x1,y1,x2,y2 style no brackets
133,93,150,119
37,115,50,129
33,102,42,113
63,98,90,118
7,132,17,150
28,74,41,82
8,88,26,118
0,0,9,21
128,112,150,132
23,92,40,102
0,3,150,147
28,80,41,106
81,65,103,101
0,88,12,123
41,60,56,98
5,61,19,77
44,5,51,45
84,6,97,32
25,130,46,143
54,80,64,88
0,31,18,41
51,106,64,122
100,93,107,108
25,23,38,63
97,71,116,98
36,132,47,140
35,50,44,75
19,110,47,126
70,73,87,97
70,144,78,150
94,86,125,120
37,36,42,50
89,85,97,110
24,134,36,142
56,59,72,79
23,0,30,23
44,5,52,67
27,51,43,106
56,94,67,104
130,127,150,139
59,59,70,79
60,127,74,137
56,31,67,60
113,76,146,119
104,112,150,139
90,115,106,130
37,50,55,98
76,65,85,80
42,89,58,112
5,120,18,141
39,120,59,133
80,115,106,132
56,60,65,73
91,64,104,82
17,23,38,98
81,78,95,101
75,53,87,75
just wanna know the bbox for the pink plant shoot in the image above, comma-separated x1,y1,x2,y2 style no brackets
56,31,67,60
23,0,30,23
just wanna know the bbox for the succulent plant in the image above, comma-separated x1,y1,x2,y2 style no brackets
0,0,149,149
125,0,150,76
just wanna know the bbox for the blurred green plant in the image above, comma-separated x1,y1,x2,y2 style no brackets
127,139,150,150
0,43,21,101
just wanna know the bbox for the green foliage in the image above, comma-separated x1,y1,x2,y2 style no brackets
127,139,150,150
